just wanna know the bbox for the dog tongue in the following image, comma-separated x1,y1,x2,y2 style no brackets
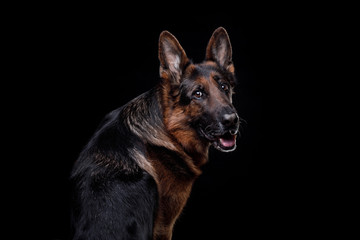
219,135,236,148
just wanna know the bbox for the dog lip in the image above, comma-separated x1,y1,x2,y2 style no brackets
200,128,238,152
219,134,236,148
201,128,237,141
229,129,238,135
212,135,237,152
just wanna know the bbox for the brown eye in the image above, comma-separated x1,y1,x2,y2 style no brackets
221,83,229,93
193,90,203,99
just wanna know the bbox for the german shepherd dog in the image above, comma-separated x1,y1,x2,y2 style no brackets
71,27,242,240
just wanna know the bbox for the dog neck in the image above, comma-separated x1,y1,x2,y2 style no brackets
124,87,209,172
157,82,210,167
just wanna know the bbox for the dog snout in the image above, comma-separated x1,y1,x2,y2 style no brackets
221,112,239,127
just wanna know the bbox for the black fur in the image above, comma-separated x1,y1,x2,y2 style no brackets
71,27,240,240
71,90,160,240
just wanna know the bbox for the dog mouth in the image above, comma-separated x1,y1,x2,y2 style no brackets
212,132,237,152
200,128,238,152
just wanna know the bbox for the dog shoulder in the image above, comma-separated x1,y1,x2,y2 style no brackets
71,106,158,239
72,106,144,177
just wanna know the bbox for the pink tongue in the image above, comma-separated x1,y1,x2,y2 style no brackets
219,136,236,147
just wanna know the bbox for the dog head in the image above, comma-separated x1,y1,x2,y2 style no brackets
159,27,242,153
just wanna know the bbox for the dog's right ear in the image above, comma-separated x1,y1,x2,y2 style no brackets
158,31,189,85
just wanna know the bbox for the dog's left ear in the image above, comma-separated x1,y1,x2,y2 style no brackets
159,31,189,85
206,27,234,72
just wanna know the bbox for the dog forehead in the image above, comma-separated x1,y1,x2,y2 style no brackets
184,62,221,82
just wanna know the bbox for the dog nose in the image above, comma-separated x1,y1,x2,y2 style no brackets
222,113,239,127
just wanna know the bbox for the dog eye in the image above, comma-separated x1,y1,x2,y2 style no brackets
193,90,203,99
221,83,229,93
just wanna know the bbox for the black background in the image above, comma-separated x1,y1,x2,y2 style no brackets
8,3,347,240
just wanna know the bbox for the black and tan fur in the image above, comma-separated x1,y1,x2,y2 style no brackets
71,27,243,240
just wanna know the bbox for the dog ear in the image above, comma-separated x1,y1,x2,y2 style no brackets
206,27,234,72
159,31,189,84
